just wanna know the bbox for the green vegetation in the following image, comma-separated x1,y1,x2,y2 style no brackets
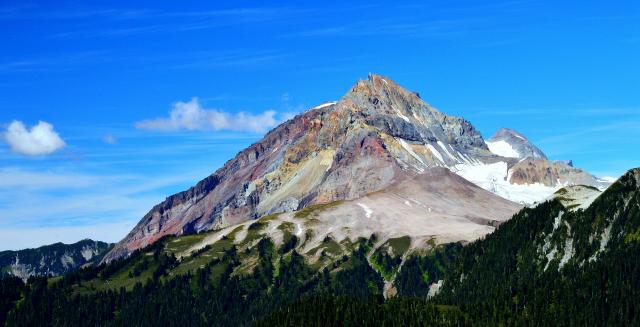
293,200,343,219
2,236,397,326
2,170,640,326
386,236,411,256
255,295,470,326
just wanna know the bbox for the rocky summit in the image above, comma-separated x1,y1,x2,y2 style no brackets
486,128,547,160
103,74,608,262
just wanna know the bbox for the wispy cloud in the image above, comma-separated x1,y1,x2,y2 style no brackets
0,50,112,73
466,106,640,117
0,166,212,232
535,120,640,146
0,49,285,74
42,7,310,39
171,51,287,70
1,7,305,22
282,19,473,39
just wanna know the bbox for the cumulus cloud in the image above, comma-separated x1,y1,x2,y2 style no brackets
2,120,66,156
135,98,280,133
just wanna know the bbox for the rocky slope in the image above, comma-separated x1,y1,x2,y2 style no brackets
456,127,609,204
508,158,610,188
178,167,522,263
0,239,112,280
104,74,608,262
103,74,499,262
486,128,547,160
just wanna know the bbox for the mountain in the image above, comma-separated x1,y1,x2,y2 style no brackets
5,169,637,326
486,128,547,160
421,169,640,325
104,74,608,262
0,239,112,281
173,166,520,268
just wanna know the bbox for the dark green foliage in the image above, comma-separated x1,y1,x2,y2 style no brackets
254,295,470,327
0,276,25,326
190,245,212,258
434,170,640,326
4,237,387,326
371,249,401,280
4,169,639,326
395,243,462,297
279,235,298,254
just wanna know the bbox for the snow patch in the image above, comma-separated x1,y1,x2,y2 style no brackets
436,141,457,162
599,176,618,183
312,101,337,110
427,280,443,298
558,235,574,269
392,106,410,122
357,203,373,218
486,140,520,158
295,221,303,237
589,223,613,262
453,161,559,205
397,138,426,170
426,143,444,163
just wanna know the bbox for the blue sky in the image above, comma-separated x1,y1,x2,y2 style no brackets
0,0,638,250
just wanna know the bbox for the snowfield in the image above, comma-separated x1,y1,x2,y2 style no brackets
486,140,521,158
452,161,560,205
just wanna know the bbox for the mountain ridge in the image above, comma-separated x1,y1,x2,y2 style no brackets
0,239,112,281
103,74,609,262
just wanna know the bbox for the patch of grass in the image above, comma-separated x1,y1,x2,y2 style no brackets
278,222,295,241
47,276,62,286
248,220,267,231
164,233,207,255
625,227,640,244
73,254,159,294
258,213,280,222
555,188,568,195
242,228,265,247
386,236,411,257
172,234,237,276
322,237,343,256
300,229,315,248
232,247,259,276
294,200,343,219
426,238,437,249
304,218,321,227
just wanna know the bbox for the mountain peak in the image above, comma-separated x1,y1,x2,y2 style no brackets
103,74,496,262
347,73,420,103
486,128,547,160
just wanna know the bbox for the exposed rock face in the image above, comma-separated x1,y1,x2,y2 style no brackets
103,74,493,262
548,185,602,211
103,74,609,262
486,128,547,160
0,240,112,281
182,167,523,264
508,158,609,189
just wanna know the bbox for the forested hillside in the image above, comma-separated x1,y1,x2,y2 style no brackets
1,169,638,326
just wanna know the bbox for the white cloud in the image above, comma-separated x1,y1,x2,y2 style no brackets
135,98,280,133
103,134,117,144
2,120,65,156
